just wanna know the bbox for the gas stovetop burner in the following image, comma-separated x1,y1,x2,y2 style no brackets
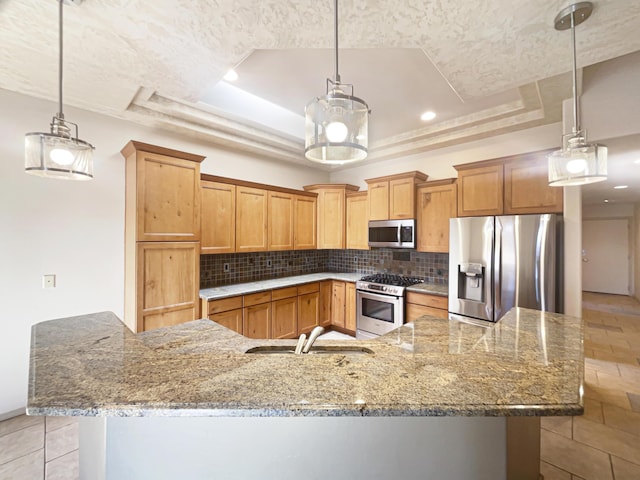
359,274,424,287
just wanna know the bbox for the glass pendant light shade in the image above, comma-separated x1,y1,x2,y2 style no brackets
25,0,94,180
305,84,369,164
25,127,94,180
548,2,606,187
548,131,607,186
304,0,369,165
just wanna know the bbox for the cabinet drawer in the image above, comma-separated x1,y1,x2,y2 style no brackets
406,303,449,322
207,296,243,315
271,286,298,301
297,282,320,295
406,292,448,310
244,291,272,307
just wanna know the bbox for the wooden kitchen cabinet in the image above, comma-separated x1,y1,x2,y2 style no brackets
122,141,203,242
416,179,457,253
243,291,272,339
346,191,369,250
136,242,200,332
297,282,320,335
271,287,298,339
455,161,504,217
268,191,294,251
367,181,389,221
345,282,357,332
331,281,346,329
365,171,428,220
294,194,317,250
455,149,562,217
405,291,449,321
236,186,268,252
504,151,562,214
121,141,205,332
204,295,243,334
303,184,359,249
319,280,333,327
201,181,235,254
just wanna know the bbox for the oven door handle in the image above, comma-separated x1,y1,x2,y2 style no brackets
397,225,401,244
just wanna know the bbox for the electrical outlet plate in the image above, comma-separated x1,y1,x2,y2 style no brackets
267,260,272,267
43,274,56,288
223,263,230,273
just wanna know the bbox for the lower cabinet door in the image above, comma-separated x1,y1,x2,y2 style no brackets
209,309,243,335
319,281,332,327
331,281,346,328
298,292,319,335
272,297,297,339
137,242,200,332
345,283,356,332
243,303,271,339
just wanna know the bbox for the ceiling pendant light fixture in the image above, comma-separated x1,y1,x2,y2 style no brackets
304,0,370,165
25,0,94,180
548,1,606,187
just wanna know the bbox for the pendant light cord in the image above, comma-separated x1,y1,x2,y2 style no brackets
570,11,579,134
57,0,64,119
334,0,340,83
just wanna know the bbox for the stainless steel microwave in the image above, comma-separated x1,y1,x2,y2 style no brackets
367,219,416,248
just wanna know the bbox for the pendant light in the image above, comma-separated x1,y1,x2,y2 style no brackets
304,0,370,165
548,2,607,187
25,0,94,180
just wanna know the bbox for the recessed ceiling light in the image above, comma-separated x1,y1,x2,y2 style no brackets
603,199,609,203
420,111,436,122
223,69,238,82
614,185,628,189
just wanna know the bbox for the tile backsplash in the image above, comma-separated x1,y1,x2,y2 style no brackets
200,249,448,288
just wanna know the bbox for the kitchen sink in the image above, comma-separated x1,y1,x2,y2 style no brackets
245,345,374,355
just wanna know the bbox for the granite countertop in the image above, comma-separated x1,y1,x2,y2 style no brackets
28,308,583,418
200,272,362,300
200,272,447,300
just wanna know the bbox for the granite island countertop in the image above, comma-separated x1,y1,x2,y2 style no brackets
200,272,447,300
28,308,583,418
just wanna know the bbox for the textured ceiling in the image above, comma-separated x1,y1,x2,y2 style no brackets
1,0,640,178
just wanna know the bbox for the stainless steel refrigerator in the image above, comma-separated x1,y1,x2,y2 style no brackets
448,214,562,323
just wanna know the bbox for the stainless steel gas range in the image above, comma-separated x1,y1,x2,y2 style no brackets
355,274,424,339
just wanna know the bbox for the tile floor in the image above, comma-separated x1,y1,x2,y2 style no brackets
540,292,640,480
1,292,638,479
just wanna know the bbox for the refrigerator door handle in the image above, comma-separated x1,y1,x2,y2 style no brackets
494,218,502,320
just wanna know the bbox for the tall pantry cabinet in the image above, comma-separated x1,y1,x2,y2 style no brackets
121,141,204,332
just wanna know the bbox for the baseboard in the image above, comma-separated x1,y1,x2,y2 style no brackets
0,407,27,422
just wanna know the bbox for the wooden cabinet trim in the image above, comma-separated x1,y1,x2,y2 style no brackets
121,140,205,164
303,184,360,193
416,178,456,188
365,171,428,184
202,174,318,198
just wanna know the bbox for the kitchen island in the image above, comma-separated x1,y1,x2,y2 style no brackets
28,308,583,479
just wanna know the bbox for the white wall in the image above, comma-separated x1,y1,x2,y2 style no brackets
0,88,328,416
635,204,640,301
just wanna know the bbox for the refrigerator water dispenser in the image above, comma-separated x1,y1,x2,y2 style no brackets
457,263,485,302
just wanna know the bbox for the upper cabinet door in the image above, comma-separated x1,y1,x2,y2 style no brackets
389,178,415,219
416,180,457,253
367,181,389,220
456,163,504,217
201,181,235,254
294,195,317,250
346,192,369,250
236,186,268,252
504,155,563,214
268,191,294,251
134,151,202,242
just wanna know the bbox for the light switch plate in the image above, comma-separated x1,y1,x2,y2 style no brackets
43,274,56,288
